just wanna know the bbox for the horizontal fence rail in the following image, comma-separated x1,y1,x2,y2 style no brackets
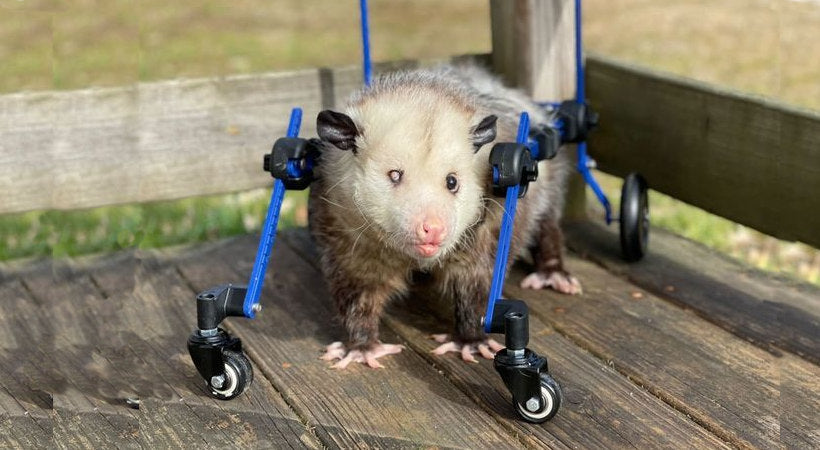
0,66,361,214
586,54,820,248
1,54,817,247
0,57,483,215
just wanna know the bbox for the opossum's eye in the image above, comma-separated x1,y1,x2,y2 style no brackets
388,169,403,185
446,173,459,193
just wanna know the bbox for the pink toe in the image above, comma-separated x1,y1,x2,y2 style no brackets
432,342,459,355
487,339,505,352
478,344,495,360
365,355,384,369
461,346,478,363
332,355,353,369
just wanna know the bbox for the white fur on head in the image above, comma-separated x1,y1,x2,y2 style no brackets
320,83,496,264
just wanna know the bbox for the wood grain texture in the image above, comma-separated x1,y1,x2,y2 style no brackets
490,0,576,100
3,229,817,447
564,220,820,364
0,70,352,214
586,54,820,247
4,253,319,449
506,253,820,449
173,235,524,449
0,56,485,215
490,0,587,220
86,252,320,449
281,229,731,449
0,279,53,449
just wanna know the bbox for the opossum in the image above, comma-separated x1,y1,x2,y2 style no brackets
309,64,581,369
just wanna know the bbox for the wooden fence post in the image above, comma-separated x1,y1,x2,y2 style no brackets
490,0,587,220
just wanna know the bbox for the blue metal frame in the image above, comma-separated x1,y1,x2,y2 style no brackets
360,0,373,86
242,0,372,318
571,0,612,224
242,108,303,318
484,112,530,332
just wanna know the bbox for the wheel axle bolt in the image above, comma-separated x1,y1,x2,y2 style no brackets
211,375,226,389
526,397,540,412
252,303,262,313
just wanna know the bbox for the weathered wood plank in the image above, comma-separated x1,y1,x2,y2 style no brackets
280,229,732,449
564,220,820,364
9,254,317,448
506,253,820,449
782,353,820,449
0,279,53,449
0,69,347,214
0,269,137,449
0,56,485,215
85,252,321,449
173,234,524,449
586,54,820,247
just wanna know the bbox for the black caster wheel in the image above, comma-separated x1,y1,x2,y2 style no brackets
515,374,563,423
619,172,649,262
208,350,253,400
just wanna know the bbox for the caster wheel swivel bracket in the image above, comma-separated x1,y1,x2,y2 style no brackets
187,107,317,400
487,299,550,410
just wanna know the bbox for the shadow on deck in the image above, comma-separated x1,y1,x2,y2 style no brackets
1,223,818,449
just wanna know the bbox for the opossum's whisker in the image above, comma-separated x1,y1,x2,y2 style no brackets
485,197,515,223
324,173,351,195
320,195,349,210
345,221,370,234
351,221,375,254
351,192,372,226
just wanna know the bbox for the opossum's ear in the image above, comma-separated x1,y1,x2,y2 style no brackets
470,115,497,152
317,110,359,153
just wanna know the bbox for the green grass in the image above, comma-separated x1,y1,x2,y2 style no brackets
0,190,308,261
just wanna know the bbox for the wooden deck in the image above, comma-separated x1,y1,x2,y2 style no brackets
1,223,818,449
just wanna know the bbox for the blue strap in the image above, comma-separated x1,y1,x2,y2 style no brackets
360,0,373,86
243,108,303,317
484,112,530,332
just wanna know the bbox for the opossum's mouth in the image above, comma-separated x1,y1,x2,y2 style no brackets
414,242,442,258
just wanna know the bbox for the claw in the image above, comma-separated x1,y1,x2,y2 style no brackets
320,341,404,369
430,334,503,363
520,271,582,295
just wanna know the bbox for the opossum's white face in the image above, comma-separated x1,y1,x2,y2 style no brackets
318,93,497,263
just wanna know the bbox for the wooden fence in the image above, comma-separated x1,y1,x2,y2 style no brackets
587,54,820,248
1,2,818,249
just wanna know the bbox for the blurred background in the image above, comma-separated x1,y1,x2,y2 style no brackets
1,0,818,284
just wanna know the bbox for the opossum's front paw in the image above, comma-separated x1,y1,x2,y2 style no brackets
320,341,404,369
520,271,582,295
430,334,504,363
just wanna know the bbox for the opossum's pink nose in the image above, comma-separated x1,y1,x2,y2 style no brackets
418,217,447,244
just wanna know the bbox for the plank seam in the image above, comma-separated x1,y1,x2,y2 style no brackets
171,264,329,450
565,245,819,367
523,309,746,450
81,270,226,448
16,275,145,448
